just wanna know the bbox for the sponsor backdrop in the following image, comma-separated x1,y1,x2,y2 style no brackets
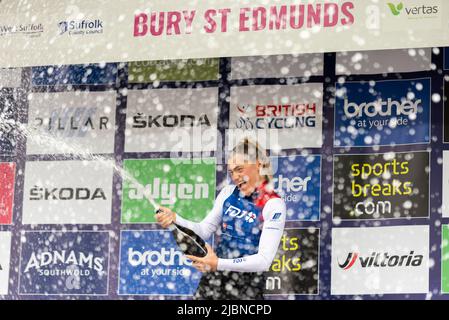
0,45,449,300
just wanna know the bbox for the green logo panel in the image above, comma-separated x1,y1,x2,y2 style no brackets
128,59,219,83
121,158,216,223
443,225,449,293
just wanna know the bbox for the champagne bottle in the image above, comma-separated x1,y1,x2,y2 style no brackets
156,209,207,257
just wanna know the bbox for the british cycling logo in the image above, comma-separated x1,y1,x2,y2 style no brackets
235,103,318,130
338,251,423,270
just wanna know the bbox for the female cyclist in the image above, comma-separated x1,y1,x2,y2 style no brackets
155,138,286,300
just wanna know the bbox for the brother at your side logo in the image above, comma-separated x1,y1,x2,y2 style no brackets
19,231,109,295
334,78,430,147
119,230,202,295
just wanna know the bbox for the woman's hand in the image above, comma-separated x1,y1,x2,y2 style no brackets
186,244,218,273
154,206,176,228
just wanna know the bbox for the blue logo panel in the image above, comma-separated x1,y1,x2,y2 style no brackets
334,78,430,147
272,155,321,221
32,64,117,86
119,230,202,295
19,231,109,295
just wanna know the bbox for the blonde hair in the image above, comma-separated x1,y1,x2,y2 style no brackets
228,138,273,182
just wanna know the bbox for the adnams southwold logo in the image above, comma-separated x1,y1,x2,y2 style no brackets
58,19,104,36
387,2,439,18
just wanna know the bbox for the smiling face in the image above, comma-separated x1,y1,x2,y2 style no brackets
228,153,263,196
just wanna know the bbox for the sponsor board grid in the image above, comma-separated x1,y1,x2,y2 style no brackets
333,77,432,148
331,150,431,222
0,49,445,299
17,230,111,296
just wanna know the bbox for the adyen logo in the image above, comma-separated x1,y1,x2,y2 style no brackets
119,230,202,295
387,2,439,17
19,231,109,295
122,158,216,223
338,251,423,270
58,19,104,36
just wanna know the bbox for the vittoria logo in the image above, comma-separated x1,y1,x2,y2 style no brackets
235,103,317,130
338,251,424,270
132,113,211,128
29,187,107,201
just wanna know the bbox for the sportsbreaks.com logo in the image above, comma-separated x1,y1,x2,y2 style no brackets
236,103,317,130
58,19,104,36
338,251,423,270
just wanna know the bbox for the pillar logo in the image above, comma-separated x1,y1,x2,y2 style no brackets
119,230,202,295
271,155,321,221
0,162,15,225
334,78,430,147
333,151,429,221
0,232,12,295
332,226,429,295
265,228,319,295
19,231,109,295
27,92,117,155
121,158,216,223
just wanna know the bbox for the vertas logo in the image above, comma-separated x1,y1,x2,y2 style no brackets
387,2,439,17
19,231,109,295
58,19,104,36
338,251,423,270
